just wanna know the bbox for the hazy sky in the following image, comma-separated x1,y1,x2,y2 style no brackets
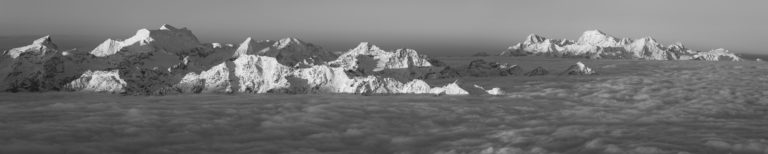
1,0,767,55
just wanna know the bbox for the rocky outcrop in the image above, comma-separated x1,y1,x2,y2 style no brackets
474,84,505,95
0,36,92,92
561,61,596,75
465,59,523,77
500,30,742,61
525,67,549,76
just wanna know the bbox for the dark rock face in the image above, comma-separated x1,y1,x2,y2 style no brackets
250,38,338,67
0,37,92,92
560,62,596,75
463,59,523,77
525,66,549,76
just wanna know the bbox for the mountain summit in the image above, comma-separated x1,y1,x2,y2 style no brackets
90,24,201,57
3,35,59,59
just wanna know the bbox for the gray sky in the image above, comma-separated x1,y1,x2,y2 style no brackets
1,0,767,55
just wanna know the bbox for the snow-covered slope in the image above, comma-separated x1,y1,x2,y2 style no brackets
330,42,433,72
65,70,127,93
174,55,468,95
500,30,742,61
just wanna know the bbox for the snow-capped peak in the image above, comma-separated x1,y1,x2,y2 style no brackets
159,24,177,30
562,61,596,75
4,35,59,58
351,42,383,53
232,37,262,58
524,34,546,44
632,37,661,46
90,25,201,57
584,29,607,35
33,35,53,45
667,42,685,49
236,37,255,50
243,37,254,43
636,37,658,43
274,37,303,49
125,29,153,44
577,29,620,46
576,61,587,69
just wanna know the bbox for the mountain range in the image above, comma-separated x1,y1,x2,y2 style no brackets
0,25,739,95
499,30,742,61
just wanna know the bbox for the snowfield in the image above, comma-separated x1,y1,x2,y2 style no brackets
1,57,767,154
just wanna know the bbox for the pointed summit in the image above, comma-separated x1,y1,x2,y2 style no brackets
159,24,177,30
232,37,260,58
637,37,658,43
351,42,383,53
524,34,546,44
4,35,59,58
584,29,607,35
562,61,596,75
580,30,611,39
90,25,200,57
274,37,304,49
577,29,620,46
33,35,53,44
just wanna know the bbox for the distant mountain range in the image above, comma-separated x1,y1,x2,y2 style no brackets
498,30,742,61
0,25,752,95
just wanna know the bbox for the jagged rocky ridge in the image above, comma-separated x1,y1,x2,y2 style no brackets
499,30,742,61
0,25,480,95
